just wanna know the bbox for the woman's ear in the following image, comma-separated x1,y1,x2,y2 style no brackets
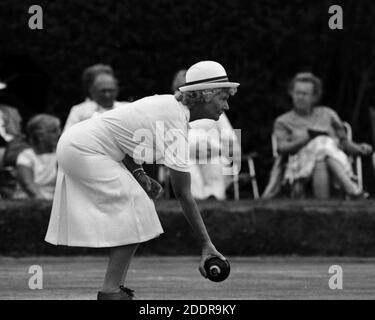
203,93,212,103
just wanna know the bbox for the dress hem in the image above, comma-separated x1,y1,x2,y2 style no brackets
44,232,163,248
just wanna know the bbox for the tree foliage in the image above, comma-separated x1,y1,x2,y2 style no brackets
1,0,374,190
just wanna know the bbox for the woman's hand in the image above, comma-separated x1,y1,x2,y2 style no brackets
278,130,311,155
307,127,329,139
198,241,227,278
134,170,163,200
358,143,373,156
148,176,164,200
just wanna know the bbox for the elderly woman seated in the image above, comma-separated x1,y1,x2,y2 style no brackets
263,72,373,199
14,114,61,200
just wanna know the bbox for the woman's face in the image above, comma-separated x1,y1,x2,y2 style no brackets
202,91,230,120
291,81,316,113
34,126,61,152
89,73,118,109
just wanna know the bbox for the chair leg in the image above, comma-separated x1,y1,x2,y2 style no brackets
247,158,259,199
356,157,363,190
158,166,170,199
165,168,171,199
232,163,240,200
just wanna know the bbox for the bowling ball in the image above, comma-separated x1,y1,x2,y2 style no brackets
204,257,230,282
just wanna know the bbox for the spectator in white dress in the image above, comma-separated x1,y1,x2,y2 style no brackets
15,114,61,200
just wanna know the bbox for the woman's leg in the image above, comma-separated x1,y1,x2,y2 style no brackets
102,243,139,293
312,159,330,199
326,157,360,195
120,244,139,285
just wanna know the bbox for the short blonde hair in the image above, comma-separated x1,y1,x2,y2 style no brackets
26,114,61,137
175,87,237,108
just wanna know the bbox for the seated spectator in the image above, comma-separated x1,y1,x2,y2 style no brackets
262,72,372,199
14,114,61,200
172,69,241,200
0,104,24,146
63,64,129,131
0,104,29,199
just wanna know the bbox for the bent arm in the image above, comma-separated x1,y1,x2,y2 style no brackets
170,168,226,277
122,153,143,173
334,123,372,156
340,138,372,155
274,119,311,155
16,165,43,199
277,132,311,155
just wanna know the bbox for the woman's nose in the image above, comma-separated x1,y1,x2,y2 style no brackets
104,91,113,99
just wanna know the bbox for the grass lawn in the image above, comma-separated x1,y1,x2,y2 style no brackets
1,256,375,300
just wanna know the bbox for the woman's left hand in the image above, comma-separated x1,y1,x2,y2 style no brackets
148,176,164,200
136,173,163,200
359,143,373,155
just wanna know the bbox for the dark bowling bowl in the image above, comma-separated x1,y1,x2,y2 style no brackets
204,257,230,282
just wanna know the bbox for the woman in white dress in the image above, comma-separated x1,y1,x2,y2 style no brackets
45,61,240,300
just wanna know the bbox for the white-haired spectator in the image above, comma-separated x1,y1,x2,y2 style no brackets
63,64,129,131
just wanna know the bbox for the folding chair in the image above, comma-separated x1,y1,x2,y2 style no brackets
158,154,260,200
342,122,363,190
232,153,259,200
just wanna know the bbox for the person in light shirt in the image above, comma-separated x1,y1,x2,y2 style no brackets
15,114,61,200
263,72,372,199
63,64,128,131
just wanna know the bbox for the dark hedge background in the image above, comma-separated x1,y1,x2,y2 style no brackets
2,199,375,256
1,0,375,193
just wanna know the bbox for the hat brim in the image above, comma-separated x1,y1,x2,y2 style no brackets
179,82,240,92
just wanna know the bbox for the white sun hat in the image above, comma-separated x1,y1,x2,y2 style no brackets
178,61,240,92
